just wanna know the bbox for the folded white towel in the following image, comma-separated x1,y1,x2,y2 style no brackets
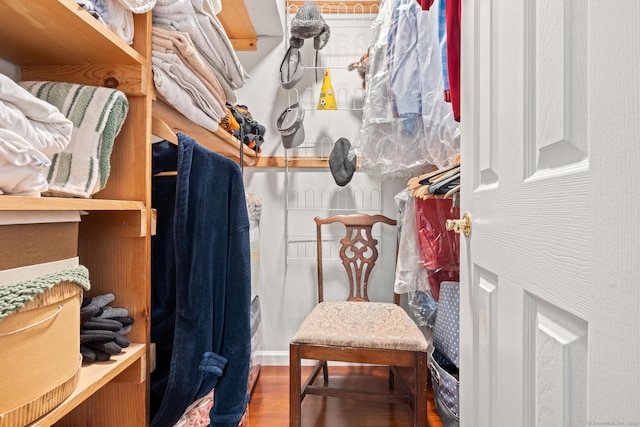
209,0,222,14
152,55,221,132
0,129,50,196
115,0,156,14
153,23,237,103
153,27,227,108
153,0,249,90
20,81,129,198
0,74,73,158
94,0,135,44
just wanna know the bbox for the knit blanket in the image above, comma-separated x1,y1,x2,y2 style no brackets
0,266,91,321
20,81,129,198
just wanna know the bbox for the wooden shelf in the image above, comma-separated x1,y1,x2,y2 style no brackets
28,344,146,427
0,197,145,212
252,156,330,168
217,0,258,51
0,0,145,66
153,98,259,166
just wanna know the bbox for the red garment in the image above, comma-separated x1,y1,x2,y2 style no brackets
415,197,460,300
446,0,461,121
417,0,435,10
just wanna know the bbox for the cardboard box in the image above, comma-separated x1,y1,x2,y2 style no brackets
0,211,80,271
0,281,82,426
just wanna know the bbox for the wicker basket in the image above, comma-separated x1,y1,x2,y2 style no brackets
0,282,83,426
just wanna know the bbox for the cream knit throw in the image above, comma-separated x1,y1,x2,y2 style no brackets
0,266,90,321
20,81,129,198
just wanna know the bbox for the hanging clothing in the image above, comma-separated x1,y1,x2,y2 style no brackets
438,0,451,102
355,0,460,176
416,0,434,10
445,0,461,121
150,134,251,427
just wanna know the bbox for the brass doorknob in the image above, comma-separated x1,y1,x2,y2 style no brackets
446,212,471,237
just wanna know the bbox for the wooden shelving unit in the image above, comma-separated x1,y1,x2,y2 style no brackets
0,0,275,424
0,0,152,425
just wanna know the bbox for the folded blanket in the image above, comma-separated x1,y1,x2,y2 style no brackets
0,74,72,158
152,0,249,91
20,81,129,198
0,266,91,321
152,54,221,132
115,0,157,14
152,33,226,122
153,23,237,103
0,74,72,195
0,128,50,196
153,26,227,108
93,0,135,45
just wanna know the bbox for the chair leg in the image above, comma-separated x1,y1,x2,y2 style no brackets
414,352,428,427
322,360,329,384
389,366,395,391
290,343,302,427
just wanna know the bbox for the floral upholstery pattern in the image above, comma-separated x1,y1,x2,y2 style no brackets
292,301,428,352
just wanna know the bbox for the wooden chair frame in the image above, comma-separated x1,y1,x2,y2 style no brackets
289,214,428,427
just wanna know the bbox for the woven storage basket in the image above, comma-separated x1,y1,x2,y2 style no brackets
0,281,82,427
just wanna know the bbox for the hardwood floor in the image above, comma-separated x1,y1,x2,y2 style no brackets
248,365,444,427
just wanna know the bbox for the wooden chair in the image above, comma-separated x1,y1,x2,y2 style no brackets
289,214,429,427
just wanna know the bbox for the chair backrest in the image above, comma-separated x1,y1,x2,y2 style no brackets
314,214,397,303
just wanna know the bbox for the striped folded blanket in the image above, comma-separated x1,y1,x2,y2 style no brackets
20,81,129,198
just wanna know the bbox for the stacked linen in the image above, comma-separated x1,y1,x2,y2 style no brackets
152,0,249,98
0,74,72,196
74,0,157,45
20,81,129,198
151,26,228,132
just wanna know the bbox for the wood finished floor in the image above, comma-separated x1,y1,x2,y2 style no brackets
248,365,444,427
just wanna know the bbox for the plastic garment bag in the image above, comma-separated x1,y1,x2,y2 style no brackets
394,188,437,327
354,0,460,178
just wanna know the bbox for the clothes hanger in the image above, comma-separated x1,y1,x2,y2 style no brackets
444,184,460,199
428,171,460,194
151,116,178,177
152,116,178,146
418,162,460,185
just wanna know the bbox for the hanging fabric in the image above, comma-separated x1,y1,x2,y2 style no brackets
150,134,251,427
354,0,460,177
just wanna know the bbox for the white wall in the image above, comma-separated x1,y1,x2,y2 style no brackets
235,7,407,364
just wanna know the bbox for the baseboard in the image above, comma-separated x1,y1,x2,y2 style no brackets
254,351,365,367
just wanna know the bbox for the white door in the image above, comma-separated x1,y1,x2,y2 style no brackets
459,1,640,426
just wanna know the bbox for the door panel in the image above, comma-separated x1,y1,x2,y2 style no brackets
526,0,588,175
460,0,596,425
463,0,640,425
524,294,588,427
